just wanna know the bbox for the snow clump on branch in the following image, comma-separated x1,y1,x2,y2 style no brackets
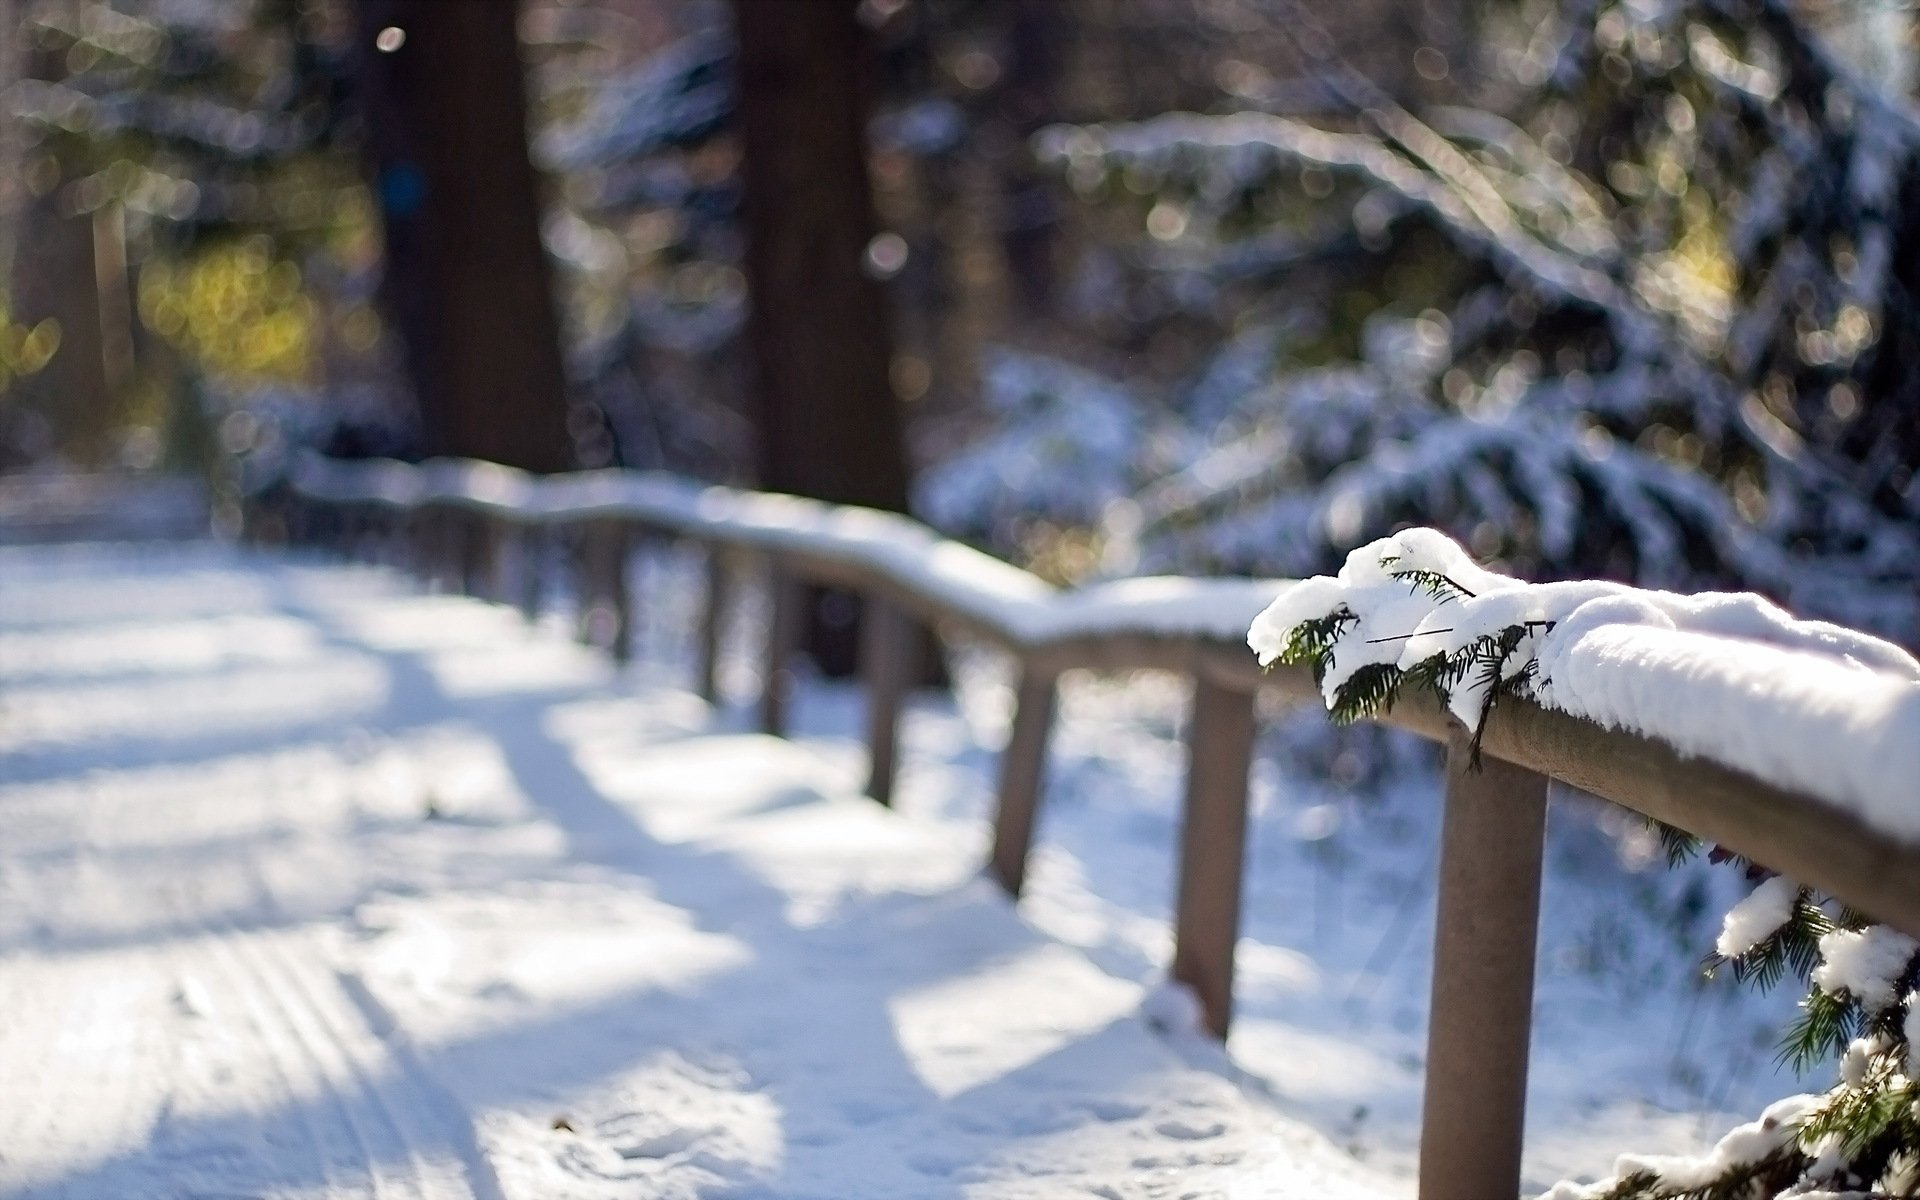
1246,527,1920,836
1717,875,1802,960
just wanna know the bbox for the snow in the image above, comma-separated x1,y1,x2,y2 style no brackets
1032,63,1920,643
0,540,1382,1200
1811,926,1920,1012
0,471,207,543
290,454,1286,649
915,348,1181,545
1837,1035,1885,1088
1246,527,1920,842
1536,1093,1821,1199
1715,876,1800,960
1138,978,1208,1037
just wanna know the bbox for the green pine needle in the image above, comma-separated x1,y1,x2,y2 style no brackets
1779,987,1857,1073
1329,662,1404,723
1388,565,1476,603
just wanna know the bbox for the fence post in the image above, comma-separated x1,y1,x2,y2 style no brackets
989,664,1059,897
514,522,544,621
575,519,633,661
475,514,510,601
457,511,495,598
861,597,915,805
433,508,464,593
408,507,439,588
1418,733,1550,1200
571,523,593,642
759,566,804,736
612,529,638,663
697,547,729,704
1170,673,1257,1040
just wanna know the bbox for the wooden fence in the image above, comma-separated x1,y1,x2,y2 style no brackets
272,455,1920,1200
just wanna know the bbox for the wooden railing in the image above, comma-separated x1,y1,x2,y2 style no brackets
270,455,1920,1200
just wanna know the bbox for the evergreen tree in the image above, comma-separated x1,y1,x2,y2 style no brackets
1034,0,1920,645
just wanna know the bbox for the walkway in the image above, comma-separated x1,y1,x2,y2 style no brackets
0,541,1378,1199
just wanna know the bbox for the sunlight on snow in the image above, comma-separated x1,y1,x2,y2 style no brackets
0,613,323,679
0,657,390,755
887,941,1139,1098
549,724,852,844
350,885,752,1047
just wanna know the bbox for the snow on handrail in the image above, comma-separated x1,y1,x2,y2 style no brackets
288,454,1920,870
289,454,1279,649
1246,526,1920,850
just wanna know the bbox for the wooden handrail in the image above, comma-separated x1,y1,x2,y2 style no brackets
272,455,1920,1200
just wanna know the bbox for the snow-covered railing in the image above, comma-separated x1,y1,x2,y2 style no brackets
271,454,1920,1200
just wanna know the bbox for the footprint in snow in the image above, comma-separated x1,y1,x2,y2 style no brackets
1151,1117,1226,1140
1083,1097,1148,1122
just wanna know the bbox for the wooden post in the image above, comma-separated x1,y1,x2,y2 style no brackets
1418,733,1550,1200
860,596,916,805
1170,675,1258,1040
477,515,512,601
400,509,423,580
575,520,633,660
456,511,492,598
759,566,804,736
989,665,1059,897
409,507,441,588
696,548,729,704
433,508,463,593
608,524,635,664
337,504,361,561
572,524,594,644
514,523,544,621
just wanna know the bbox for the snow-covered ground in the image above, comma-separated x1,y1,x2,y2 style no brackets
0,540,1386,1200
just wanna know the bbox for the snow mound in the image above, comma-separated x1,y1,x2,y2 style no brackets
1537,1093,1822,1199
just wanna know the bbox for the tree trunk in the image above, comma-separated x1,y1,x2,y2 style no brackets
8,8,117,470
996,0,1066,321
350,0,573,474
731,0,913,676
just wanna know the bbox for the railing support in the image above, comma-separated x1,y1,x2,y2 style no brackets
1418,733,1550,1200
576,519,633,662
989,665,1059,897
759,566,804,736
697,547,729,704
861,597,916,806
1170,675,1257,1040
410,507,446,589
513,522,544,621
457,511,498,599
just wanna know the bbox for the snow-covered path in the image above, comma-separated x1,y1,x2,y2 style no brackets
0,542,1384,1199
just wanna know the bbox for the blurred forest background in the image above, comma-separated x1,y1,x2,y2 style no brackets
3,0,1918,653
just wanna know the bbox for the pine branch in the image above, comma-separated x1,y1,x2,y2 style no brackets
1329,662,1404,723
1463,624,1531,766
1591,1148,1807,1200
1779,987,1857,1073
1649,818,1702,867
1800,1066,1913,1159
1272,610,1356,677
1364,628,1453,644
1387,564,1477,602
1401,648,1465,695
1708,892,1827,992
